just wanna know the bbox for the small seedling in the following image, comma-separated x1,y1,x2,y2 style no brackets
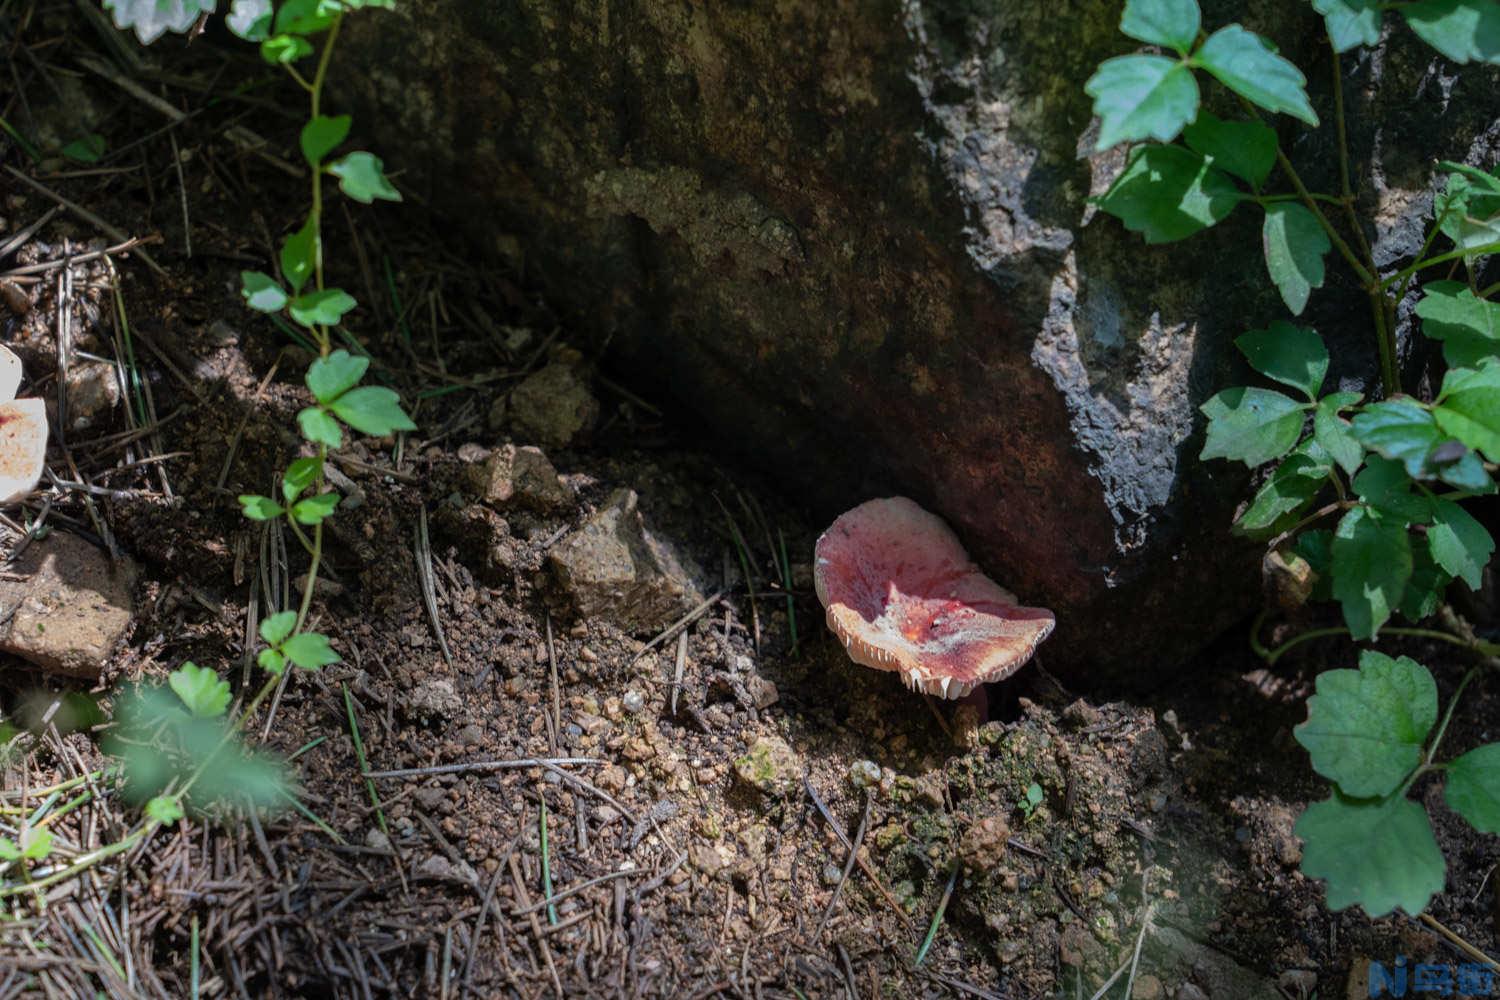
1017,782,1044,822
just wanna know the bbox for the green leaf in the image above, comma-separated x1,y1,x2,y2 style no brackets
1182,111,1277,187
1096,145,1245,243
101,0,214,44
260,33,314,64
168,661,231,719
1431,441,1496,493
275,0,338,35
1446,742,1500,833
1233,453,1326,536
1400,543,1451,621
240,271,288,313
1295,528,1335,602
1295,794,1444,917
1119,0,1201,51
1194,25,1319,126
280,218,317,295
298,406,343,449
291,492,340,525
329,151,403,204
289,289,357,329
61,134,106,164
1314,0,1384,51
282,631,341,670
1235,322,1328,400
1415,281,1500,368
0,828,52,861
259,610,297,648
198,750,288,808
1314,391,1364,476
1262,203,1331,315
1434,361,1500,460
282,456,322,503
1295,651,1436,796
145,795,184,824
1352,456,1430,522
1428,497,1494,589
1199,387,1306,466
238,494,284,520
328,386,417,437
1437,170,1500,254
300,115,351,168
1331,505,1412,639
306,349,369,404
226,0,273,41
258,648,286,676
1350,399,1444,479
1402,0,1500,64
1084,56,1200,151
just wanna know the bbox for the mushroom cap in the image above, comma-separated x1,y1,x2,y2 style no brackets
0,398,47,505
814,497,1055,699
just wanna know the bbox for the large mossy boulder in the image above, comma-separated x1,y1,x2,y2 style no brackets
334,1,1500,684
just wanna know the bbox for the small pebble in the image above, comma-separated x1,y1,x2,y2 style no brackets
622,690,645,713
848,760,881,788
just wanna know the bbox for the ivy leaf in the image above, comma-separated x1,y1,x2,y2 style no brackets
306,349,369,404
1096,145,1245,243
1313,0,1384,51
1427,497,1494,589
1262,203,1331,315
1119,0,1201,52
1352,456,1430,523
1331,505,1412,639
291,492,340,525
1235,322,1328,400
1434,361,1500,460
1194,25,1319,126
1295,651,1436,796
1295,794,1444,917
300,114,351,168
328,386,417,437
282,456,322,503
168,661,231,719
1314,391,1364,476
280,218,317,295
1084,56,1200,151
1232,453,1326,537
1401,0,1500,65
258,648,286,676
1446,742,1500,833
238,494,284,521
145,795,185,824
260,33,313,65
298,407,343,449
1183,111,1276,187
329,152,403,204
1199,387,1306,466
101,0,214,44
259,611,297,648
282,631,341,670
226,0,273,41
1415,281,1500,368
241,271,288,313
289,289,357,329
1350,399,1444,479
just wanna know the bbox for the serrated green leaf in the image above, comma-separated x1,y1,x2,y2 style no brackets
1182,111,1277,187
1295,794,1444,917
168,661,231,719
1097,145,1245,243
226,0,272,41
1402,0,1500,64
300,115,351,168
102,0,215,44
280,218,317,295
282,456,322,503
329,152,403,204
1351,399,1444,479
1434,361,1500,460
1352,455,1431,522
329,386,417,437
1331,505,1412,639
291,492,340,525
1314,391,1364,475
258,648,286,676
1295,651,1436,796
1262,203,1331,315
145,795,185,824
1084,56,1200,151
1236,321,1328,399
241,271,288,313
260,33,314,64
1119,0,1201,51
1233,453,1326,536
1399,542,1451,621
238,494,284,521
1200,387,1306,466
1433,443,1496,493
1428,497,1494,588
1434,169,1500,255
1295,528,1335,602
1415,281,1500,368
1446,742,1500,833
61,134,106,165
196,749,288,808
289,289,357,329
282,631,341,670
1194,25,1319,125
1313,0,1384,51
298,406,344,448
306,349,368,404
259,610,297,648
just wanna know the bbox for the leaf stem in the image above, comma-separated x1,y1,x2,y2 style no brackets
1382,241,1500,291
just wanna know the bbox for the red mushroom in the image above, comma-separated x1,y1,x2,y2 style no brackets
814,497,1055,698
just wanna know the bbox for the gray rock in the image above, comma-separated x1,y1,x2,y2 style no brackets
508,363,598,449
467,443,573,511
405,676,463,721
0,531,136,678
55,361,120,436
732,735,802,799
547,488,700,632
